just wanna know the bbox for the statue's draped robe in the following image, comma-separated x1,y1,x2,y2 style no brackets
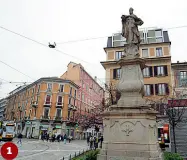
122,14,143,44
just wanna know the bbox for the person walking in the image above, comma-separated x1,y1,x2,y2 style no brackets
100,135,103,148
87,135,90,146
90,136,94,150
64,134,67,144
17,133,23,146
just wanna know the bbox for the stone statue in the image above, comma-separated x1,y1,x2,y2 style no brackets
121,8,143,45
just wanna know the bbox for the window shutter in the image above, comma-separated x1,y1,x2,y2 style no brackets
165,84,169,95
113,69,116,79
150,84,154,95
164,66,168,76
155,84,158,95
149,67,153,77
154,66,157,76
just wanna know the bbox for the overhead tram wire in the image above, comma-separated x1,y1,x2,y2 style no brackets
56,25,187,45
0,60,35,81
0,26,99,66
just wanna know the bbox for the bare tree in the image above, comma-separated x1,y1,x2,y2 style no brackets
104,83,121,109
146,88,187,153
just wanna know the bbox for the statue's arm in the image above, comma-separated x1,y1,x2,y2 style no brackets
135,17,144,26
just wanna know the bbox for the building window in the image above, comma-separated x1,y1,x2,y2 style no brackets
113,68,121,79
180,71,187,79
47,83,52,91
155,84,169,95
28,110,32,119
32,88,35,95
156,48,163,57
179,71,187,87
115,51,123,60
45,95,51,104
56,109,61,118
70,87,72,95
68,110,70,120
82,94,84,102
59,84,64,92
154,66,168,76
37,85,40,93
142,49,149,57
44,108,49,118
147,29,163,43
57,96,63,105
74,90,77,97
144,84,154,96
143,67,152,77
68,98,71,105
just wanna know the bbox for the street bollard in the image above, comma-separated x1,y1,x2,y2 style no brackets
63,157,64,160
69,154,71,160
75,152,76,157
79,151,80,156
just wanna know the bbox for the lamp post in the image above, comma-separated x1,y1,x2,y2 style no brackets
18,106,22,133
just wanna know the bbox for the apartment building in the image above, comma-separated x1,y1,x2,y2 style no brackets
5,77,79,138
0,98,7,120
101,28,172,102
61,62,104,137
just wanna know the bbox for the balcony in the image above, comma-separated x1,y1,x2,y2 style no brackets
68,104,74,110
32,101,38,107
44,101,52,107
40,115,50,121
53,116,62,122
72,106,77,111
56,102,63,108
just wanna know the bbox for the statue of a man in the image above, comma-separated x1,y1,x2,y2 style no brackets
121,8,143,45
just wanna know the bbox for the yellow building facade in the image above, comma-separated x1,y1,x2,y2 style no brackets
5,77,79,138
101,28,172,104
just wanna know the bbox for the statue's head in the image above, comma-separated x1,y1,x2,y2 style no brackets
129,7,134,15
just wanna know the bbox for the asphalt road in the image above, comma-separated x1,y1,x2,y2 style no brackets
0,139,89,160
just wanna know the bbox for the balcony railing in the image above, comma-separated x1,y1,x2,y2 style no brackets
44,101,52,107
32,101,38,107
40,115,50,120
53,116,62,121
68,104,74,110
56,102,63,108
72,106,77,111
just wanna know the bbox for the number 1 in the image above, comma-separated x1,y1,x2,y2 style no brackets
7,147,12,154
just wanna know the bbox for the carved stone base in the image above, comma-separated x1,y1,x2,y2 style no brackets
97,107,163,160
116,58,146,108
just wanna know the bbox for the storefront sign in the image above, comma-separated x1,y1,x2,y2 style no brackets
55,125,61,129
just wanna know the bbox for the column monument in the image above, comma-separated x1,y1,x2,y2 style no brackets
97,8,163,160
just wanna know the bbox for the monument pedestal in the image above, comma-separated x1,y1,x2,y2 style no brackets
97,57,163,160
97,106,163,160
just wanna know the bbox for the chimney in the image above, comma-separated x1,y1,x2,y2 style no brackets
94,76,97,82
177,61,179,63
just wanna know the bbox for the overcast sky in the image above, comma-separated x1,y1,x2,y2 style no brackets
0,0,187,98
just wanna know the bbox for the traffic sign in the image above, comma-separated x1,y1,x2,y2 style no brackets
1,142,18,159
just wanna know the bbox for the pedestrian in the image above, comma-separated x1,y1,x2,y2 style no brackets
87,135,90,146
64,134,67,144
68,135,72,143
100,135,103,148
46,133,49,142
94,136,98,150
17,133,23,146
90,136,93,150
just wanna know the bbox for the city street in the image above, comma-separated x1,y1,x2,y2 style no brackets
0,139,89,160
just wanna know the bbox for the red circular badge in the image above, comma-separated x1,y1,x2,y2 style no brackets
1,142,18,160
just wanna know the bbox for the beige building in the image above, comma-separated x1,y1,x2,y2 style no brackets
101,28,172,104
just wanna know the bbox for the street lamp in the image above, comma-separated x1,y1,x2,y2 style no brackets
18,106,22,133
